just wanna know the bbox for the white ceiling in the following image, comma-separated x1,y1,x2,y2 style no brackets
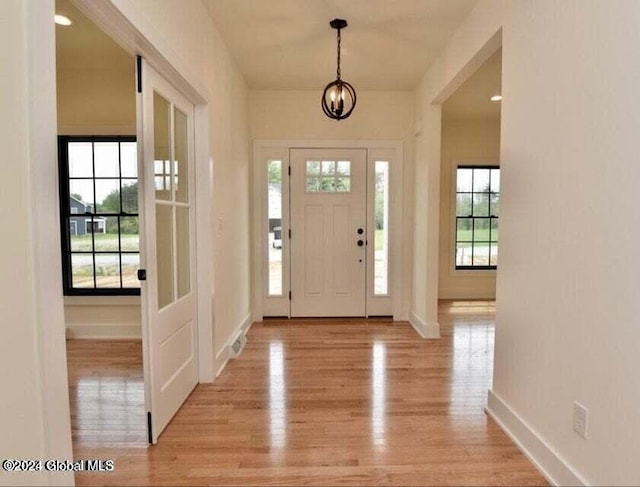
205,0,478,90
442,49,502,121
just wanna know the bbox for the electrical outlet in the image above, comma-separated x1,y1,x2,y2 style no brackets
573,401,588,439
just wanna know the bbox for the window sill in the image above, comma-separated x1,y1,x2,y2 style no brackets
64,295,141,307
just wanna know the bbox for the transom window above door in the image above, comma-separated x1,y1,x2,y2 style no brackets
305,160,351,192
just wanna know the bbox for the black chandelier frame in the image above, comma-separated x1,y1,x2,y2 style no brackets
321,18,357,121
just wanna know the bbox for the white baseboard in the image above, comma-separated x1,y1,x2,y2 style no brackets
486,390,586,486
65,324,141,339
214,312,254,378
408,310,440,338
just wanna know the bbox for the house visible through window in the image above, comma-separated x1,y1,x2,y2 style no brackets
58,136,140,295
455,166,500,269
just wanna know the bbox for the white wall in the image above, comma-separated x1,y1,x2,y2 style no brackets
490,1,640,484
439,118,500,299
250,90,415,318
0,0,73,485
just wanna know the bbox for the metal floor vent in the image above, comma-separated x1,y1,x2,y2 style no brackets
229,334,246,358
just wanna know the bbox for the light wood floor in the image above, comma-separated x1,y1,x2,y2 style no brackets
68,301,547,486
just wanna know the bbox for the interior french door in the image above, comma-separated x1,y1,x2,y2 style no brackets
138,58,198,443
289,148,367,317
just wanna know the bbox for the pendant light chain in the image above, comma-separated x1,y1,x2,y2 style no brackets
336,28,342,80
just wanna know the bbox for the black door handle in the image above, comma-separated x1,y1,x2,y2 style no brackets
357,240,364,247
357,228,364,235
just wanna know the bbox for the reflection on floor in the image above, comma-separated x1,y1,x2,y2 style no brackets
72,301,547,486
66,339,146,447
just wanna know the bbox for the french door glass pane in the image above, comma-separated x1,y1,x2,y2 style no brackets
268,160,283,296
156,204,174,308
374,161,389,295
176,206,191,299
154,92,171,201
174,107,189,203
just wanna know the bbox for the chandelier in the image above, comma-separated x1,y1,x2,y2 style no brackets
321,19,357,121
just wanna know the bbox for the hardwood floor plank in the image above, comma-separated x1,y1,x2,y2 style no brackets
68,301,547,486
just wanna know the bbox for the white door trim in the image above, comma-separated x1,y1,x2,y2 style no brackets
253,139,406,321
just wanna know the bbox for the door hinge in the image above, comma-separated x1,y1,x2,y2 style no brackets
137,269,147,281
147,412,153,444
288,166,291,176
289,291,292,300
288,229,292,239
136,55,142,93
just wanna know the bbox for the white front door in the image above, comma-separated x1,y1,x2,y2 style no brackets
290,148,367,317
138,59,198,443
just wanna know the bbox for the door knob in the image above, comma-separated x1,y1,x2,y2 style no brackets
357,239,364,247
357,228,364,234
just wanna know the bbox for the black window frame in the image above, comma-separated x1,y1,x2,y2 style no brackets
455,165,500,270
58,135,141,296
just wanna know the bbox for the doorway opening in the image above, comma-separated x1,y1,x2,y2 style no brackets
438,49,502,303
56,0,146,447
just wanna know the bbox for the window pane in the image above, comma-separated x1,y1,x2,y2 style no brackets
306,177,320,192
268,161,283,296
374,161,389,295
69,219,92,251
95,179,120,213
122,253,140,288
474,218,491,241
95,253,121,288
156,204,174,308
473,193,490,216
456,219,473,241
176,207,190,299
72,253,94,288
456,168,472,192
472,243,491,266
490,194,500,217
456,243,472,267
473,168,491,192
490,218,499,242
306,161,320,176
320,178,335,191
321,160,335,175
69,180,94,213
154,92,171,201
490,168,500,193
456,194,472,217
68,142,93,178
120,142,137,177
120,217,140,251
96,217,119,251
490,243,499,266
336,177,351,192
337,161,351,176
94,142,119,177
174,107,189,203
121,180,138,213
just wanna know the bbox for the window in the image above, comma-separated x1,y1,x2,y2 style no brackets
267,160,283,296
58,136,140,295
374,161,389,295
306,160,351,192
455,166,500,269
